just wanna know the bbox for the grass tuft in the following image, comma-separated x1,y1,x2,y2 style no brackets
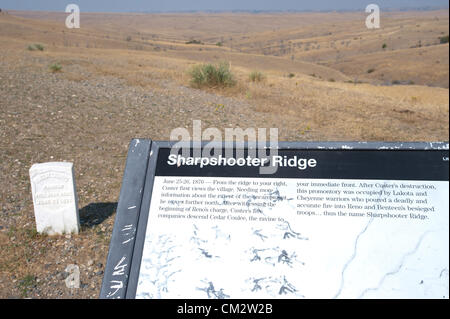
18,274,37,298
49,63,62,73
249,70,266,83
27,44,44,51
189,62,236,88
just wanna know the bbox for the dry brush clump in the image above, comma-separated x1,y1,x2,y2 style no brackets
439,35,449,44
186,39,203,45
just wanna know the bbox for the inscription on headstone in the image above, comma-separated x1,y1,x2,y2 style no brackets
29,162,80,235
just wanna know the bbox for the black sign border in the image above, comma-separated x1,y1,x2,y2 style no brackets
100,140,449,299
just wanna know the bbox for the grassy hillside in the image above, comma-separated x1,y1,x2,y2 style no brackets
0,9,448,298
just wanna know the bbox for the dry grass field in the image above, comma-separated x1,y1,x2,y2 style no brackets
0,9,448,298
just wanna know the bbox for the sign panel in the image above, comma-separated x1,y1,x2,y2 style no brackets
101,141,449,299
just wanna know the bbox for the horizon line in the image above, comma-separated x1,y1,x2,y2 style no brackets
2,6,449,14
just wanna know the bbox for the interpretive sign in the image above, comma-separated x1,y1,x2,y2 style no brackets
100,140,449,299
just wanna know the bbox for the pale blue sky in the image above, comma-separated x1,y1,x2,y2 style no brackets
0,0,448,12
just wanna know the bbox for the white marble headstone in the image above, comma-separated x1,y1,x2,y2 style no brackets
29,162,80,235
